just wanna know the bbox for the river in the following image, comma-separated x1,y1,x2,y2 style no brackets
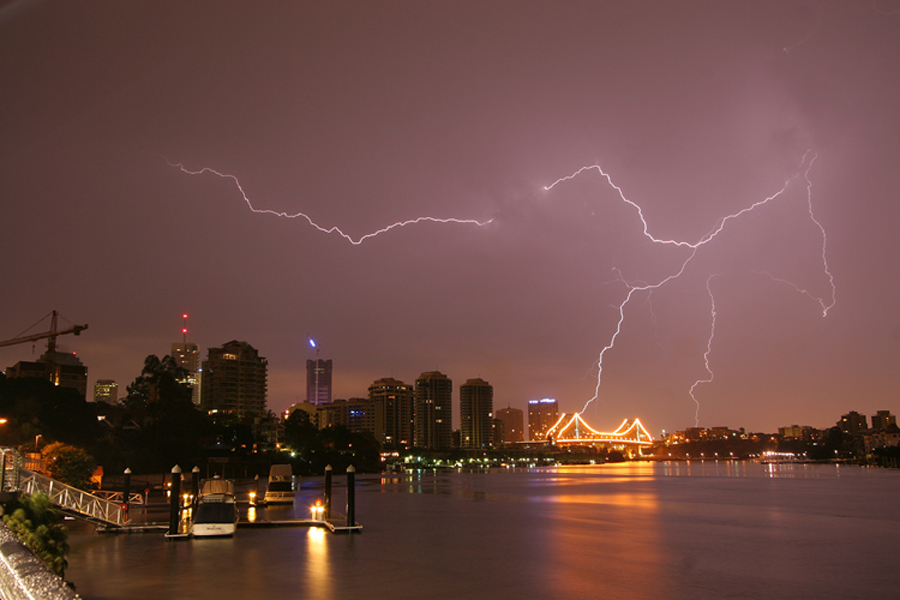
65,462,899,599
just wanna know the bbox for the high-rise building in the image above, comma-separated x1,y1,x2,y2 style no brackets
93,379,118,404
368,377,415,448
871,410,897,430
528,398,559,441
317,397,384,438
838,411,867,435
460,378,493,449
415,371,452,449
172,314,201,405
200,340,268,418
6,351,88,400
306,359,333,406
171,342,201,405
495,406,524,444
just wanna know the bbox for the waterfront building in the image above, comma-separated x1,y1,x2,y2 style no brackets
306,359,333,405
528,398,559,441
839,411,867,435
778,425,817,441
6,351,88,400
200,340,267,418
317,397,384,437
93,379,118,404
494,406,524,444
415,371,452,449
460,378,493,448
871,410,896,430
368,377,415,448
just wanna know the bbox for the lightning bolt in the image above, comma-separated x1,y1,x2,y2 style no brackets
546,151,835,420
168,162,493,245
689,275,720,427
174,151,835,427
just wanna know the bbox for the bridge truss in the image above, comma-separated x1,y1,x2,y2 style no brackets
545,414,654,454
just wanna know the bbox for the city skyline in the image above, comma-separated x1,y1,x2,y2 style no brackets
3,2,900,434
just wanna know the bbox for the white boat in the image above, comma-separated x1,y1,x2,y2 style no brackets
192,477,238,537
263,464,295,505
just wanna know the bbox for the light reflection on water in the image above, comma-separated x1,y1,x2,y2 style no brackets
65,462,900,599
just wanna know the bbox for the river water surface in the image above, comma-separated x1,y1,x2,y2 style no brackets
65,462,899,599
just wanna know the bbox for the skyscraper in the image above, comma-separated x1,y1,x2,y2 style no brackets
172,314,201,405
200,340,268,418
368,377,415,448
93,379,118,404
171,342,201,405
495,406,524,444
415,371,452,449
528,398,559,441
460,378,493,449
306,359,333,406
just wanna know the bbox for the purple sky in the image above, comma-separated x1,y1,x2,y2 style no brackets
2,1,899,435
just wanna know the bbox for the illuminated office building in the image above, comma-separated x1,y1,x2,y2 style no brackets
460,378,493,449
495,406,524,444
201,340,267,418
93,379,118,404
528,398,559,441
306,359,333,406
415,371,452,449
368,377,415,448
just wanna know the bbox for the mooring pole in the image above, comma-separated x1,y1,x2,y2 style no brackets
324,465,333,519
168,465,182,535
0,452,6,492
346,465,355,527
192,466,200,507
123,468,131,509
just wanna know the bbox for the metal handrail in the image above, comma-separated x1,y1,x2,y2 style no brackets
15,469,125,527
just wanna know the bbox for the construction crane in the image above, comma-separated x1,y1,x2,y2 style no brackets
0,310,88,354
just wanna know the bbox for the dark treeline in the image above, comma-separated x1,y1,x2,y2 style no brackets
0,354,380,482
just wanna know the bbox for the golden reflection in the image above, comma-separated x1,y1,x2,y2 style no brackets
246,506,257,522
540,465,665,598
306,527,332,598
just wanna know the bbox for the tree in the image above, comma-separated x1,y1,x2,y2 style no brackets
119,354,213,471
124,354,191,411
2,492,69,578
41,442,97,489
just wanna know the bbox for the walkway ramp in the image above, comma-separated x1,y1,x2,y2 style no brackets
1,449,125,527
13,468,126,527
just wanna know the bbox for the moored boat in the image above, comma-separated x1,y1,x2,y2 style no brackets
192,477,238,537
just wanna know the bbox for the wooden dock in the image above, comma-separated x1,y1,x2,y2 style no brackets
101,517,362,535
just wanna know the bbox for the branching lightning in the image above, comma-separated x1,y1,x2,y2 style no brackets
545,151,836,421
689,275,720,427
169,162,493,245
174,150,835,427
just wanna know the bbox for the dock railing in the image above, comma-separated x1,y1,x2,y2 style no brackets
15,468,126,527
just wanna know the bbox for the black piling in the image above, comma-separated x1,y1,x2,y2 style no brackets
346,465,355,527
123,468,131,511
192,466,200,507
324,465,333,519
168,465,182,535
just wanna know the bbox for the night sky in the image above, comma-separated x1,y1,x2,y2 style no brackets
3,1,899,435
